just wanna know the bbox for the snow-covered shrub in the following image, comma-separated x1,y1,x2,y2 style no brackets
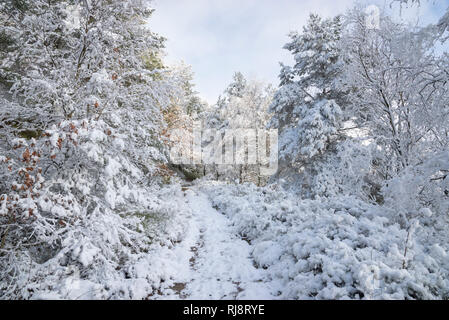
200,182,449,299
382,150,449,228
308,140,380,200
0,117,193,299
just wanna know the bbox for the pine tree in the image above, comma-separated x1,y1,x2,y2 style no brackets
268,14,345,173
225,71,247,99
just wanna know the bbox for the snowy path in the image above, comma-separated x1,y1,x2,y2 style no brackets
151,188,276,300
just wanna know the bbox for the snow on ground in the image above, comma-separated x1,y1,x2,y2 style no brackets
151,188,277,300
198,181,449,300
19,179,449,300
30,178,446,300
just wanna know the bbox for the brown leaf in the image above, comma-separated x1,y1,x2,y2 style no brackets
57,138,63,150
22,148,31,163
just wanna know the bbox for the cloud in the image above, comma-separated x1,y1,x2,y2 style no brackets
149,0,447,104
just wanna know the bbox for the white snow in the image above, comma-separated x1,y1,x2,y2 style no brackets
150,188,277,300
167,181,449,300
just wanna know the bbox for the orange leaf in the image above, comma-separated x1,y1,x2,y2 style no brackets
22,148,31,163
57,138,63,149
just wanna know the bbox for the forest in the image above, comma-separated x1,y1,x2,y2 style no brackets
1,0,449,299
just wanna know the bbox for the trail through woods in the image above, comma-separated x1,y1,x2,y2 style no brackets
150,186,277,300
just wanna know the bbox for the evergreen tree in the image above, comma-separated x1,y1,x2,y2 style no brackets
225,71,247,99
268,14,345,175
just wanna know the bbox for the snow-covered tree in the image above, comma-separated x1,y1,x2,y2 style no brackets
0,0,186,298
340,6,449,213
393,0,449,41
162,61,208,181
224,71,247,99
201,73,274,185
268,14,346,181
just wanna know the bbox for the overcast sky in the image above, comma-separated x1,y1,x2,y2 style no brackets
149,0,448,104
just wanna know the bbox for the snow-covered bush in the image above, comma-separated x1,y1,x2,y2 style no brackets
201,182,449,299
307,140,377,199
0,115,193,299
382,150,449,226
